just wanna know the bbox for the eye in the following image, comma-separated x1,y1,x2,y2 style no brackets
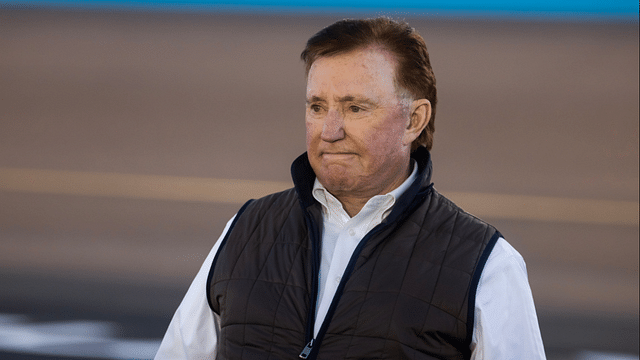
349,105,362,113
310,104,322,113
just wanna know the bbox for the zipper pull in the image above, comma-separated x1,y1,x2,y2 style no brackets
299,339,314,359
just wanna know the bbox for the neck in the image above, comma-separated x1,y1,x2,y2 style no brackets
336,196,371,218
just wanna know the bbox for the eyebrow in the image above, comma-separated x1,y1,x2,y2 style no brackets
305,96,324,104
306,95,376,105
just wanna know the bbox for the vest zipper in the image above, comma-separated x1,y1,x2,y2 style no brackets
301,209,321,359
300,220,390,360
298,339,314,359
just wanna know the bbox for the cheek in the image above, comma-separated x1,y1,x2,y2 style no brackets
305,119,320,148
360,122,407,162
365,126,400,151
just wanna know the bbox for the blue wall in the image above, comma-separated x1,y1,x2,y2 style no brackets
6,0,639,22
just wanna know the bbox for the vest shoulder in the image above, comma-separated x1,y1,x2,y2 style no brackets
428,188,498,234
242,187,299,215
228,187,307,236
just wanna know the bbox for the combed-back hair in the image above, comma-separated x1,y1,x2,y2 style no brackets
301,18,437,151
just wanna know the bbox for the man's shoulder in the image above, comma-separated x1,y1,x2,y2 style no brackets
233,187,301,225
425,188,499,238
248,187,299,209
430,188,493,224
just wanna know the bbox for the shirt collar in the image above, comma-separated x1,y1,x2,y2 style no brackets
312,159,418,218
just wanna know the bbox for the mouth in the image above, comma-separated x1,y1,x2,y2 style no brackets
321,152,356,161
320,151,355,155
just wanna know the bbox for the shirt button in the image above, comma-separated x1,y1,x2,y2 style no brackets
348,229,355,236
335,276,341,283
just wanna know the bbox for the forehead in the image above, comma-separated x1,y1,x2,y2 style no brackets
306,47,399,98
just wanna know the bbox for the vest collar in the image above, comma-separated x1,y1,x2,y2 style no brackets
291,146,433,211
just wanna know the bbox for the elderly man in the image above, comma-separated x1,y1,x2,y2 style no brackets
156,18,545,359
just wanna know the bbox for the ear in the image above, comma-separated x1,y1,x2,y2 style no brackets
403,99,431,145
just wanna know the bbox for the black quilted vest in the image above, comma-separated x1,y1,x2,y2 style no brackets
207,148,500,360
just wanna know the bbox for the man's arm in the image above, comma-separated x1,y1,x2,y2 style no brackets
471,238,546,359
154,215,236,360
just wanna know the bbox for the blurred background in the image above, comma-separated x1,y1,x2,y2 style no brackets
0,1,638,359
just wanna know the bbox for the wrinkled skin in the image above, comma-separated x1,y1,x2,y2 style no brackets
305,46,431,216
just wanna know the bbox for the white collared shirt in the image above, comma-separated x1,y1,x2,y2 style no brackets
156,165,546,359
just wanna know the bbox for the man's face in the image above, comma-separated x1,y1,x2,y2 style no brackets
305,47,414,199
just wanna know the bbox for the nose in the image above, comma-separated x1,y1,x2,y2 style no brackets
321,108,345,142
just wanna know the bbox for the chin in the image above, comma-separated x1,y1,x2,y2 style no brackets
318,172,358,193
312,160,359,189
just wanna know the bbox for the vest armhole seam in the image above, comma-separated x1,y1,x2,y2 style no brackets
465,229,501,350
206,199,255,313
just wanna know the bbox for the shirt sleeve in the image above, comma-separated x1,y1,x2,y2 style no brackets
154,215,236,360
470,237,546,360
